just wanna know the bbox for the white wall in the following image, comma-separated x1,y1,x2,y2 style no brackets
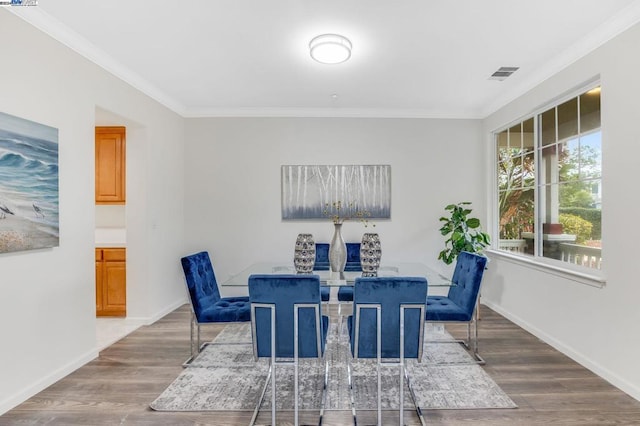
95,205,126,228
184,117,485,295
482,21,640,400
0,10,186,413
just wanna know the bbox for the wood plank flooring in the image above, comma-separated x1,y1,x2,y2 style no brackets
2,305,640,425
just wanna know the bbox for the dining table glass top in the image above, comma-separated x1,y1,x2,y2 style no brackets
222,262,451,287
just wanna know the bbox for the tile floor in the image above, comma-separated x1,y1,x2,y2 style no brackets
95,317,142,351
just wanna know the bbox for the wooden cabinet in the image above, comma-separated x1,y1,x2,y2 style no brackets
95,126,126,204
96,247,126,317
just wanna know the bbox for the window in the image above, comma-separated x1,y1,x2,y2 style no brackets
495,85,602,271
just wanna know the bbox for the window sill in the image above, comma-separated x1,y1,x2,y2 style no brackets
485,249,606,288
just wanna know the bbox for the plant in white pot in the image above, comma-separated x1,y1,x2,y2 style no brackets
438,202,491,265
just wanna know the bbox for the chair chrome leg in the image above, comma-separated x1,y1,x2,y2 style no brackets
376,360,382,426
270,309,277,426
294,307,299,426
196,322,201,355
376,308,382,426
190,312,195,358
183,312,205,367
474,305,480,354
472,310,485,365
400,307,405,426
399,353,404,426
398,303,426,426
426,319,485,365
249,363,273,426
403,366,427,426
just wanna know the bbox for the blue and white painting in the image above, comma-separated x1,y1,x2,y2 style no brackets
282,165,391,220
0,111,59,254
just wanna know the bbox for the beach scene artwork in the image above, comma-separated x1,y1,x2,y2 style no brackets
0,112,59,254
281,165,391,220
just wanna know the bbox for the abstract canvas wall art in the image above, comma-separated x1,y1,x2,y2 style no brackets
0,112,59,254
282,165,391,220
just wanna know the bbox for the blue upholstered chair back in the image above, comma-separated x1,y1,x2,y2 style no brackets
181,251,222,321
314,243,362,271
349,276,427,359
249,274,328,358
446,252,488,321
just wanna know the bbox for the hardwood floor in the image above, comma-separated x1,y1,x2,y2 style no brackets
2,304,640,425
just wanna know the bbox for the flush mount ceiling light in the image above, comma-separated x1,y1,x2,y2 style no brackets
309,34,352,64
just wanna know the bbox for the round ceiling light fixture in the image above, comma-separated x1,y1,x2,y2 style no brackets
309,34,352,64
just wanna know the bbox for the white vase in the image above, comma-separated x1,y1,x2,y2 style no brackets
329,223,347,273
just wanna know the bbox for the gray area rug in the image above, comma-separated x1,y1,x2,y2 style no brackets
151,322,517,412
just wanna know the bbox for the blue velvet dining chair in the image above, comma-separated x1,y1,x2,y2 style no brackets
314,242,362,271
180,251,251,365
426,251,488,364
248,274,329,426
347,276,428,426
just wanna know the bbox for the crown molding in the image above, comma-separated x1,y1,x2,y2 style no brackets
8,7,188,116
480,0,640,118
182,107,484,119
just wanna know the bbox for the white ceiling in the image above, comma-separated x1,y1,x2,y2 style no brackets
10,0,640,118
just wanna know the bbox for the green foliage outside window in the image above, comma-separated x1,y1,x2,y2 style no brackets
559,213,593,244
558,142,600,208
559,207,601,239
498,149,534,240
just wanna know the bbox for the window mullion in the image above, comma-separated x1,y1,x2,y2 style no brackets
533,114,540,258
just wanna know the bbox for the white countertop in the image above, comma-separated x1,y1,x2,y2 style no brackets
95,228,126,247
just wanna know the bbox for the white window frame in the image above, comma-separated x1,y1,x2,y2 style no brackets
488,80,605,288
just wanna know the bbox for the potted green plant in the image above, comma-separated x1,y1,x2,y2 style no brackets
438,202,491,265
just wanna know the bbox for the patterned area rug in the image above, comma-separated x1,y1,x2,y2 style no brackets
150,322,517,412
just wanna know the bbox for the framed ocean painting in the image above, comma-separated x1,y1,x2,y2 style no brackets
0,111,59,254
281,164,391,220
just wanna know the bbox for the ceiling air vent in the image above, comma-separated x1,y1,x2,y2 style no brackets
489,66,519,81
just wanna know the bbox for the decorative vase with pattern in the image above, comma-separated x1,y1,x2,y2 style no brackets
294,233,316,273
329,223,347,273
360,233,382,277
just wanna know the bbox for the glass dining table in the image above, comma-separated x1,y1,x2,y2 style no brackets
222,262,452,289
222,262,454,337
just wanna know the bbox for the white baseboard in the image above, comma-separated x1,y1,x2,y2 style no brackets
147,298,188,325
482,300,640,402
0,348,98,415
126,297,188,326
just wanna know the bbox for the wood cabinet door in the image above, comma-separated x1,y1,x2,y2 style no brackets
95,126,126,204
96,248,126,317
102,260,126,316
